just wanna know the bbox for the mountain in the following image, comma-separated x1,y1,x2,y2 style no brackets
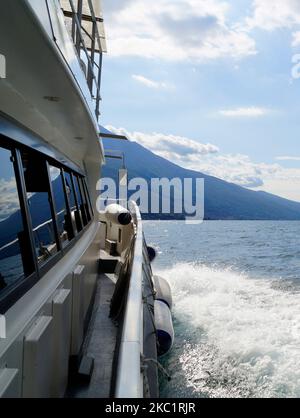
101,137,300,220
2,135,300,258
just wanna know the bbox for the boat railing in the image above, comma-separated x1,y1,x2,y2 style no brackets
0,238,19,255
114,200,144,398
60,0,107,120
0,209,65,255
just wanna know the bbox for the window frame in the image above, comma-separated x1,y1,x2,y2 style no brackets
0,141,38,311
69,171,83,233
73,174,86,227
82,178,94,217
80,177,92,223
0,135,95,314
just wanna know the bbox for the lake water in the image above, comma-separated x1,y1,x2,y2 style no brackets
143,221,300,398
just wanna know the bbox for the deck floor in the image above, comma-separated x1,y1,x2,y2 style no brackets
71,272,118,398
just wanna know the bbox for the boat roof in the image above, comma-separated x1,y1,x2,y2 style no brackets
60,0,107,53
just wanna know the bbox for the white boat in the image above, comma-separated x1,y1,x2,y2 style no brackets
0,0,174,398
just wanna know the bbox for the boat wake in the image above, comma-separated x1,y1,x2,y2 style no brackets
157,263,300,398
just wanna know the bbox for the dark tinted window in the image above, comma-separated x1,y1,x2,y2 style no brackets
64,171,82,233
0,136,93,311
73,175,83,207
83,178,94,218
0,148,27,291
64,171,76,210
74,175,88,226
50,166,73,247
80,177,91,222
21,151,58,264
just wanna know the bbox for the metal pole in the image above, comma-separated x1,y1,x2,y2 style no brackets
75,0,83,56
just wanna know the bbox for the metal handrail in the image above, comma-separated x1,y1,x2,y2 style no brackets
114,201,144,398
61,0,105,120
86,0,103,52
0,238,19,254
0,209,65,254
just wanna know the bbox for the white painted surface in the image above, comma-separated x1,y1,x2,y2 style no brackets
115,202,144,398
0,222,101,398
23,316,54,398
0,368,19,398
51,289,72,397
71,265,85,355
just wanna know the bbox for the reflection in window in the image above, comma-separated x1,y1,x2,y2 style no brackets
22,151,57,264
74,175,88,226
0,148,27,292
64,171,76,210
79,178,91,223
50,166,73,247
82,178,93,218
64,171,82,233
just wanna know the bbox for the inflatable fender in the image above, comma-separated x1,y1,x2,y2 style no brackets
153,275,173,310
154,300,174,356
147,246,157,263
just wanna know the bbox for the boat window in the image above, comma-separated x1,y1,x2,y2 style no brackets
73,174,90,226
64,171,83,233
82,178,94,218
79,177,91,222
50,166,74,246
21,151,58,264
0,147,31,293
0,134,94,312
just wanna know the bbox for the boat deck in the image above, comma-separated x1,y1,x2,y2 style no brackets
69,271,118,398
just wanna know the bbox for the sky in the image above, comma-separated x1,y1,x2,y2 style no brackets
100,0,300,202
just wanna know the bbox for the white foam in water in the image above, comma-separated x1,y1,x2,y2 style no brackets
157,263,300,398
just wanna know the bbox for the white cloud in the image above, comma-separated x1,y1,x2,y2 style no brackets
102,0,257,61
245,0,300,31
0,178,20,221
132,74,174,90
260,178,300,202
188,153,281,188
105,125,300,201
219,107,271,118
276,156,300,161
105,125,219,157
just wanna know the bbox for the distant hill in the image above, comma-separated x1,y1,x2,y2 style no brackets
2,135,300,258
101,137,300,221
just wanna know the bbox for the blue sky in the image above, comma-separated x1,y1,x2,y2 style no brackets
101,0,300,201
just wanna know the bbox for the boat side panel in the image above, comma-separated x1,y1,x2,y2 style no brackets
26,0,97,125
0,222,101,398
